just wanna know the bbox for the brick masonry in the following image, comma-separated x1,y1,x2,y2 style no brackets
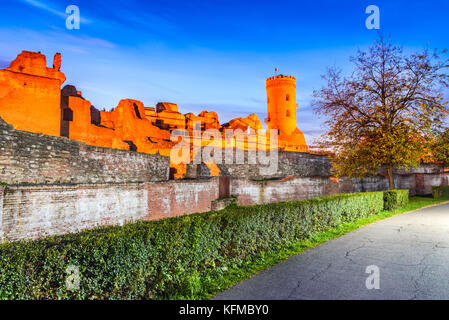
1,183,148,242
145,178,220,220
230,176,339,206
214,150,331,180
0,178,221,242
0,185,4,240
0,116,448,242
0,117,169,184
0,166,446,242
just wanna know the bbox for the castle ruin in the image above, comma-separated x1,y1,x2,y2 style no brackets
0,51,446,242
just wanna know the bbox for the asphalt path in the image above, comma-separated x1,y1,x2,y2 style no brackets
214,202,449,300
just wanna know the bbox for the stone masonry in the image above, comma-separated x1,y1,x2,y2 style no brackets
0,117,169,184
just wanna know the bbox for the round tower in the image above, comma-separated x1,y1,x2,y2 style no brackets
265,75,297,137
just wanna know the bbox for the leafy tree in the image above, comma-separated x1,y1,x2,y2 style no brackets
313,36,449,189
432,127,449,166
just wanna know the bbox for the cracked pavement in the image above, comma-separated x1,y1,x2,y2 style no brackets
213,202,449,300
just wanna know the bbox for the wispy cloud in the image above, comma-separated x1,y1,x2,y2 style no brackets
20,0,91,23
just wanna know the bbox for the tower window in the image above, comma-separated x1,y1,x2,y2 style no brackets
286,94,290,101
267,97,270,103
286,110,290,117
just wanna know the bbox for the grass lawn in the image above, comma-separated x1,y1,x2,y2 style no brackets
199,196,449,300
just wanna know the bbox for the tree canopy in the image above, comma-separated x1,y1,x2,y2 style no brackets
313,36,449,189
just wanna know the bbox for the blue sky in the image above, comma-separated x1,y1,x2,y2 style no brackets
1,0,448,144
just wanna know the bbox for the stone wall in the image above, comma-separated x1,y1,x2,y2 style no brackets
230,172,447,206
1,115,448,242
0,163,447,242
214,150,331,180
146,178,220,220
1,183,148,242
0,178,221,242
0,185,4,240
338,176,389,194
0,117,169,184
230,176,338,206
188,149,331,179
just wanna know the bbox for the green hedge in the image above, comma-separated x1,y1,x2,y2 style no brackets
383,189,409,211
0,191,386,300
432,186,449,199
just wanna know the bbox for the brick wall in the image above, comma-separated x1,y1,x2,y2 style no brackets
230,176,339,206
1,115,447,242
338,176,389,194
0,178,221,242
230,172,447,206
146,178,220,220
0,186,4,240
0,183,148,242
0,117,169,184
0,167,447,242
216,150,331,180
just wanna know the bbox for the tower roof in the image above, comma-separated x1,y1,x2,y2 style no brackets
266,74,296,81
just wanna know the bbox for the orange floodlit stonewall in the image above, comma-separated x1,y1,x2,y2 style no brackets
0,51,65,137
0,51,308,178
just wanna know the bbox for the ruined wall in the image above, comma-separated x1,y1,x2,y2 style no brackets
1,183,148,242
0,117,169,184
230,176,338,206
146,178,220,220
230,170,447,206
0,113,447,242
0,186,4,240
338,176,389,194
211,150,331,180
0,178,221,242
0,51,65,137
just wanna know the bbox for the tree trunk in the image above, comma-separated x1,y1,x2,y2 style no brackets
387,165,395,190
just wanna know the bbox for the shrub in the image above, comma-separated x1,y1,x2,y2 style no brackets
383,189,409,211
432,186,449,199
0,191,384,300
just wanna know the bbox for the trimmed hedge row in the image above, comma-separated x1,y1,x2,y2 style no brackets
0,191,401,300
432,186,449,199
383,189,409,211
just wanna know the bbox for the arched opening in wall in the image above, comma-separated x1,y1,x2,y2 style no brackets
267,113,270,121
286,94,290,101
286,110,290,117
133,103,142,119
267,97,270,103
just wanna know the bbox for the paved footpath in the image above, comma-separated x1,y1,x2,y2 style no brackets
214,203,449,300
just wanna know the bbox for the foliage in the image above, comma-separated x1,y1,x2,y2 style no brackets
0,191,388,300
204,195,443,299
432,128,449,166
383,189,409,210
432,186,449,199
313,36,449,189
